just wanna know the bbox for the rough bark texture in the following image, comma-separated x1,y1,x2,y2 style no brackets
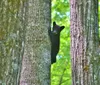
0,0,26,85
70,0,99,85
20,0,51,85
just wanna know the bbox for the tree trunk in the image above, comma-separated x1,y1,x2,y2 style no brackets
20,0,51,85
0,0,26,85
70,0,99,85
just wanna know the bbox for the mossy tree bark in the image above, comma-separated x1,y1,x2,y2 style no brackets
20,0,51,85
70,0,100,85
0,0,51,85
0,0,27,85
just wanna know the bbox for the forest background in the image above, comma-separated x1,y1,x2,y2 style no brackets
51,0,100,85
51,0,71,85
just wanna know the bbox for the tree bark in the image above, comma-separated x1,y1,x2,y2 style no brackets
70,0,99,85
20,0,51,85
0,0,26,85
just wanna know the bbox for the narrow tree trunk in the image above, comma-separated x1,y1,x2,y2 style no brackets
70,0,99,85
20,0,51,85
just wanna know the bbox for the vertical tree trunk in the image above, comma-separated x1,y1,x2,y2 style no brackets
0,0,26,85
70,0,99,85
20,0,51,85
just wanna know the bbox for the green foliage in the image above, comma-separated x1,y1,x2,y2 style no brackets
51,0,71,85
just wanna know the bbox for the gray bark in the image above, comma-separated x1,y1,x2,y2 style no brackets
0,0,26,85
70,0,99,85
20,0,51,85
